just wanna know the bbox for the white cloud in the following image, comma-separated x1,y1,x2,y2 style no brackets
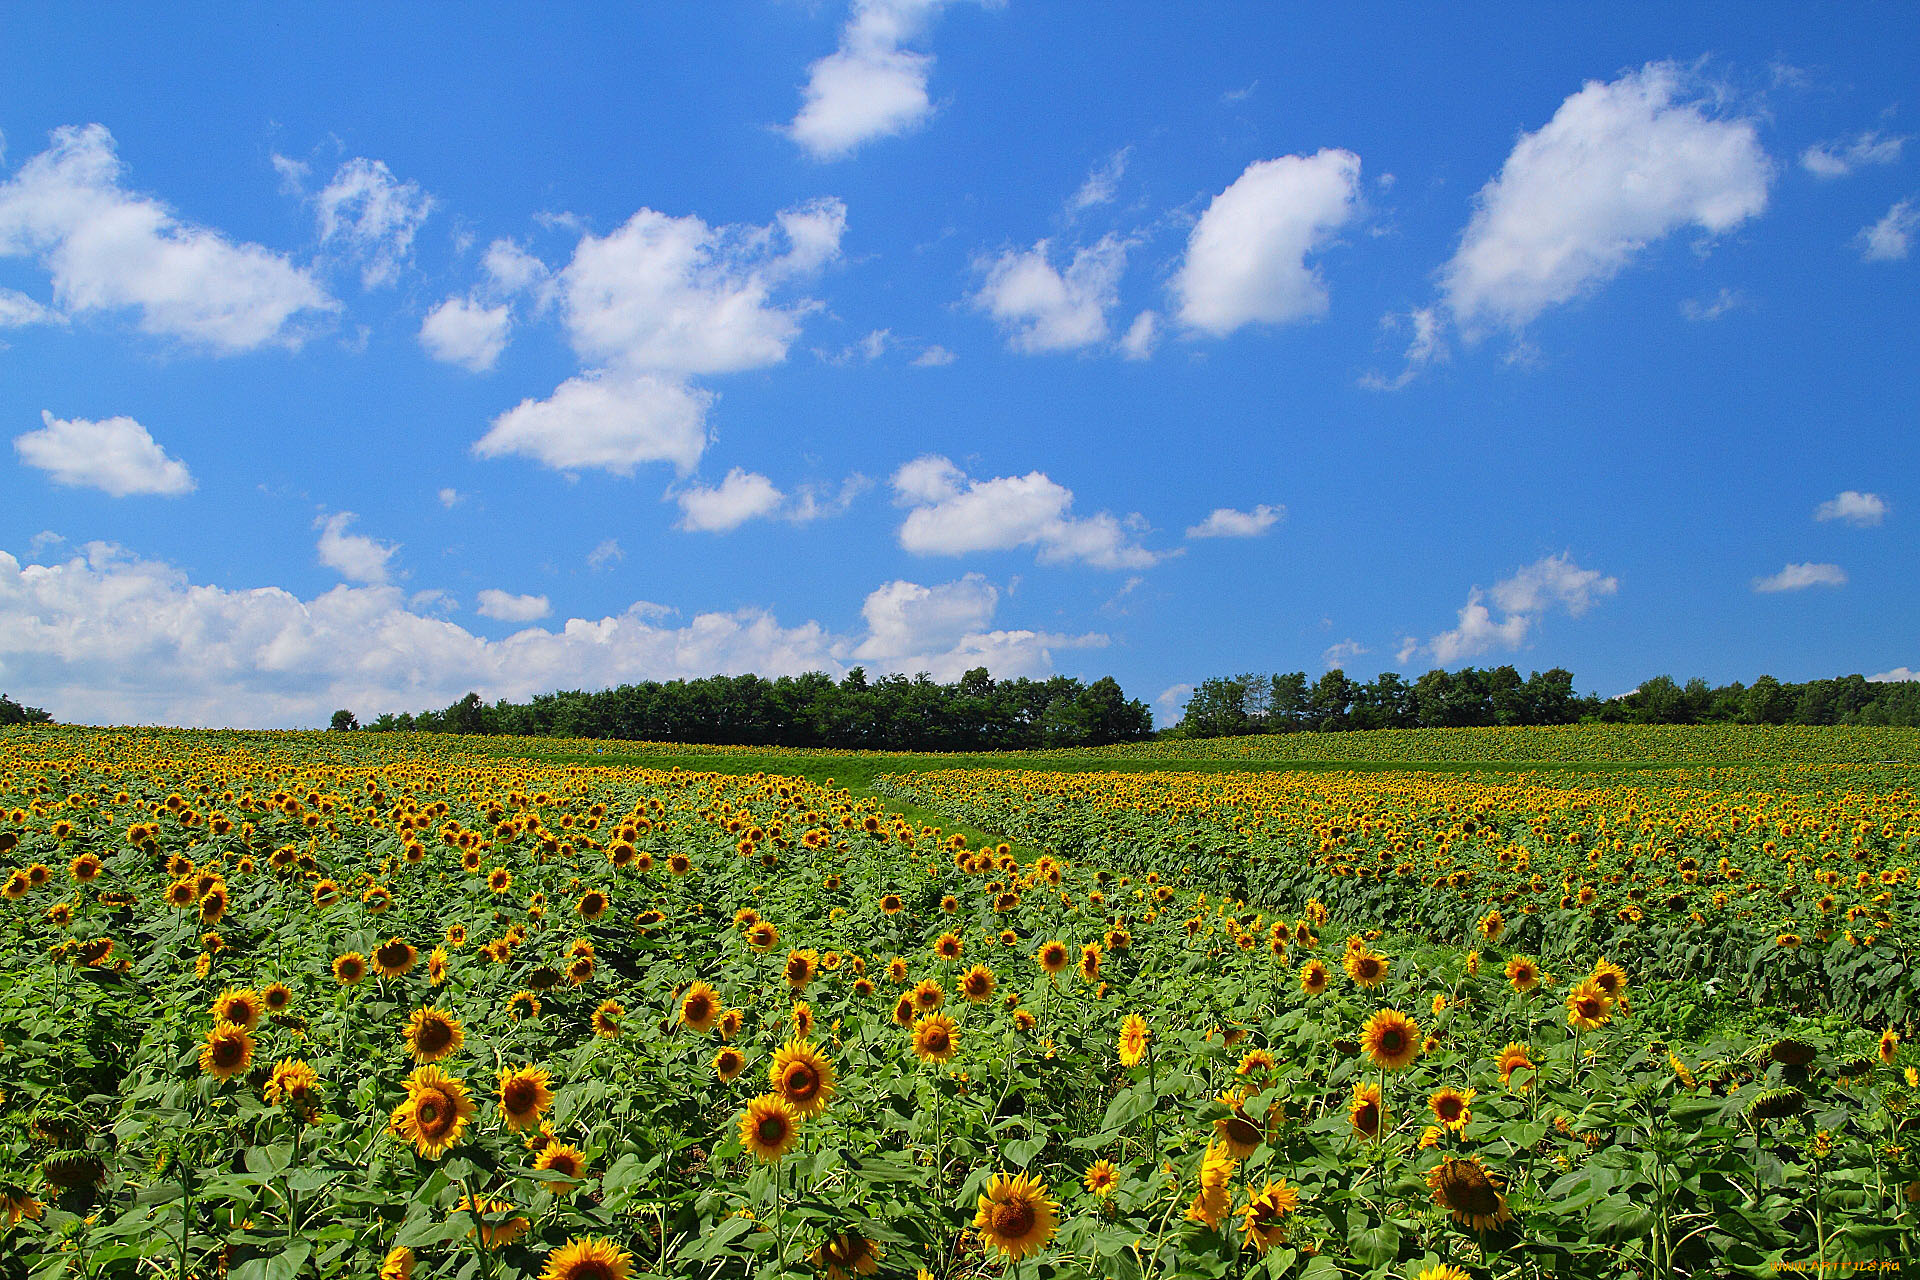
1800,131,1907,179
483,239,550,299
437,488,462,509
586,539,624,570
557,198,845,376
1171,149,1362,336
13,411,194,497
0,542,1091,727
1152,683,1193,727
1186,503,1283,539
315,512,398,585
674,468,785,532
911,344,956,367
787,0,973,160
852,573,1106,681
1680,287,1744,321
476,588,552,622
891,454,1162,569
313,157,433,288
1815,490,1888,526
0,286,56,328
1322,639,1370,668
1753,562,1847,593
1441,63,1770,334
1360,306,1445,390
673,468,868,532
971,234,1128,353
1119,310,1159,360
1069,147,1131,213
0,124,335,351
1857,199,1917,262
474,371,711,476
419,296,511,371
1399,552,1617,665
1869,667,1918,683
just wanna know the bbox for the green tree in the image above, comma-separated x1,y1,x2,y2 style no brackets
328,708,359,732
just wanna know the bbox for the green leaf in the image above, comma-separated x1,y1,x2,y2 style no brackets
1348,1219,1401,1268
226,1243,312,1280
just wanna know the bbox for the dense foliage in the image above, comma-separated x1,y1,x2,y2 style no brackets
1176,668,1920,738
1,693,53,727
360,669,1154,752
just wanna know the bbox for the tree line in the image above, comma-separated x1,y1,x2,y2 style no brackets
350,667,1154,751
1173,666,1920,736
0,694,53,727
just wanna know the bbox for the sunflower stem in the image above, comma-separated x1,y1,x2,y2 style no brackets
461,1177,494,1280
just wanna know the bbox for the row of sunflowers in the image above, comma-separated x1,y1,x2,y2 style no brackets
0,725,1914,1277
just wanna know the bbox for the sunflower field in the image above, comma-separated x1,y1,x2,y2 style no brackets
0,724,1915,1279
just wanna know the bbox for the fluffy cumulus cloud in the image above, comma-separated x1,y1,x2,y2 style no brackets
475,589,551,622
1870,667,1918,683
1185,503,1283,539
1753,562,1847,593
418,296,511,372
971,234,1128,353
0,125,335,351
1172,149,1362,336
1857,200,1916,262
0,542,1092,727
474,371,712,475
0,286,57,328
1399,552,1618,665
314,512,399,586
891,455,1161,569
1815,490,1889,526
674,469,871,532
788,0,977,160
1441,63,1771,334
1800,132,1907,179
852,573,1106,681
313,157,434,288
13,411,194,497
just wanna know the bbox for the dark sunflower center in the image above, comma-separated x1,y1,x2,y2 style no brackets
213,1039,244,1067
782,1064,819,1099
992,1200,1037,1238
573,1264,615,1280
504,1081,535,1112
1224,1116,1260,1146
417,1021,453,1053
924,1029,950,1054
687,996,712,1021
756,1115,789,1144
1379,1028,1405,1052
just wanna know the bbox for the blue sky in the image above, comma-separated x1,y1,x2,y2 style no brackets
0,3,1914,728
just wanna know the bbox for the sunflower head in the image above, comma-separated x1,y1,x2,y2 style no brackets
911,978,944,1012
212,988,264,1030
1430,1086,1476,1132
934,931,963,961
911,1013,959,1063
1361,1009,1422,1071
738,1093,800,1163
1118,1014,1150,1067
1036,940,1071,975
393,1063,476,1160
680,982,721,1033
535,1142,589,1195
1238,1180,1300,1255
713,1046,746,1082
404,1007,464,1063
498,1065,553,1131
199,1022,254,1081
771,1039,836,1116
959,964,996,1002
1084,1160,1118,1197
1428,1156,1513,1233
1344,950,1388,988
333,952,367,986
455,1194,529,1248
973,1171,1059,1261
1348,1081,1383,1138
1300,960,1330,995
592,1000,623,1038
807,1229,882,1280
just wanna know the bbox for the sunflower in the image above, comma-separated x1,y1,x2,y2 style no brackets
404,1007,464,1063
0,1188,45,1228
713,1046,747,1082
1430,1086,1476,1133
1880,1029,1900,1064
69,853,102,882
211,987,264,1031
1497,1042,1535,1090
680,982,721,1033
566,954,595,986
1348,1081,1384,1138
933,931,963,961
1186,1140,1237,1229
1343,949,1389,988
592,1000,623,1038
879,893,904,915
974,1171,1058,1261
264,1056,321,1105
1236,1048,1275,1078
164,879,197,908
454,1194,529,1248
807,1228,881,1280
487,867,513,894
771,1038,836,1116
1078,943,1102,982
1117,1014,1150,1067
1428,1156,1513,1232
784,949,819,990
1036,940,1071,975
1239,1180,1300,1255
1362,1009,1422,1070
498,1066,554,1131
535,1142,588,1195
392,1063,476,1160
1300,959,1330,995
791,1001,814,1040
1504,955,1541,993
1084,1159,1118,1197
1213,1089,1265,1158
427,947,449,986
1589,957,1628,1000
1414,1265,1472,1280
200,1022,254,1081
537,1237,633,1280
333,952,368,986
959,964,996,1002
577,890,609,920
508,990,543,1022
911,1013,959,1063
738,1093,800,1163
718,1007,745,1039
380,1246,414,1280
1565,980,1613,1031
312,879,341,908
911,977,945,1013
259,983,293,1014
